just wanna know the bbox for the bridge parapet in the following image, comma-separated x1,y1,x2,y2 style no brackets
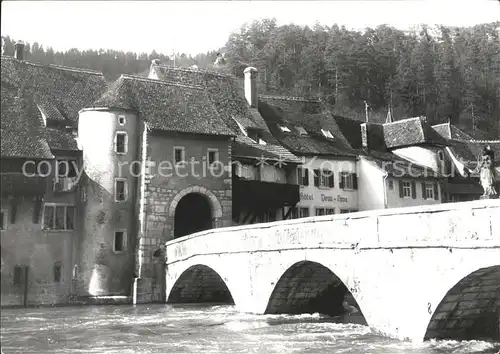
165,200,500,265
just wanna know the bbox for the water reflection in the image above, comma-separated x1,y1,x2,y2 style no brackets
1,304,499,354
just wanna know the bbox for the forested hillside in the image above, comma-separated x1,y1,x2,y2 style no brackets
2,19,499,138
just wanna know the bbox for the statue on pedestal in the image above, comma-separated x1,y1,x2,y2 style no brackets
472,145,498,199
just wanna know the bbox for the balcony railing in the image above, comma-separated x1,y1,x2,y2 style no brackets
0,173,48,197
233,177,299,209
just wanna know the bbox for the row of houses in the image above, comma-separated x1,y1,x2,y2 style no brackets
1,42,499,306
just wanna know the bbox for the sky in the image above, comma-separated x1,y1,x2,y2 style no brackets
1,0,499,56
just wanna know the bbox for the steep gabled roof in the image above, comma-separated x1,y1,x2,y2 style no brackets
258,96,356,157
0,89,53,159
149,64,300,163
432,123,500,169
93,75,235,136
1,56,108,125
384,117,449,149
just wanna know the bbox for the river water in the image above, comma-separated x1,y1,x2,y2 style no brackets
1,304,499,354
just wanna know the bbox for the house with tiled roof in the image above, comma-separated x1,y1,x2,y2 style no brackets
78,73,237,301
149,62,302,226
432,122,500,201
258,95,360,217
333,116,447,210
1,42,108,306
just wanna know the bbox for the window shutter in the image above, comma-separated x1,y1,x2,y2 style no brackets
352,173,358,190
399,180,404,198
113,134,117,152
434,182,439,200
313,169,320,187
328,171,334,188
421,182,426,199
411,181,417,199
339,172,344,189
304,168,309,186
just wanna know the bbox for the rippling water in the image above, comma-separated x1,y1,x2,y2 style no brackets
1,304,499,354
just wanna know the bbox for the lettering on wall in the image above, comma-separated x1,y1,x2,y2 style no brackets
300,192,314,201
300,192,349,203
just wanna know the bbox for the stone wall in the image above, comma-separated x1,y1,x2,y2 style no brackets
135,131,233,303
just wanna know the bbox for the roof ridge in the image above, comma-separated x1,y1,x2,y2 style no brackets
1,55,104,75
385,116,421,125
259,95,321,103
120,74,204,90
153,64,234,78
456,139,500,143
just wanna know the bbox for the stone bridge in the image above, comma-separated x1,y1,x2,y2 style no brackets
164,200,500,342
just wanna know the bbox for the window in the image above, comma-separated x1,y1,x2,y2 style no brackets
13,265,24,285
438,150,444,161
279,125,291,132
0,210,6,230
207,149,219,166
174,147,185,164
422,182,439,200
56,160,77,178
43,205,75,230
299,207,309,218
321,129,334,139
399,181,416,199
53,262,62,283
326,208,335,215
118,115,126,125
114,179,127,202
295,126,308,135
314,169,334,188
290,207,299,219
424,182,434,199
315,208,325,216
114,230,127,252
340,209,350,214
115,132,128,154
388,180,394,190
299,167,309,186
340,172,357,190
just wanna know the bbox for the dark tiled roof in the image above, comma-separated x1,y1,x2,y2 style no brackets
46,128,79,151
384,117,449,148
332,115,364,149
258,96,356,157
361,150,444,178
93,75,235,136
1,56,108,125
0,89,53,159
149,64,300,163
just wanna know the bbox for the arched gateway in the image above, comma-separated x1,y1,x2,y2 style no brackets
169,186,223,239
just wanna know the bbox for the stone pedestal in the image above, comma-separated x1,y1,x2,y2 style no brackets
480,195,498,200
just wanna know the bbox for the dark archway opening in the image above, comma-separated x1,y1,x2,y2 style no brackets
425,265,500,342
265,261,366,324
174,193,212,238
167,265,234,304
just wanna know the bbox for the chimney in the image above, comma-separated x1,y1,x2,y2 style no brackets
14,41,25,60
361,123,369,149
244,67,258,108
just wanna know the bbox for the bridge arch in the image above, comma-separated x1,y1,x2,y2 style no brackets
265,260,365,320
424,265,500,341
167,264,234,304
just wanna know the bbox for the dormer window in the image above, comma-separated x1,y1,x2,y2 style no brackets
321,129,334,139
279,125,291,132
118,115,126,125
295,126,308,135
